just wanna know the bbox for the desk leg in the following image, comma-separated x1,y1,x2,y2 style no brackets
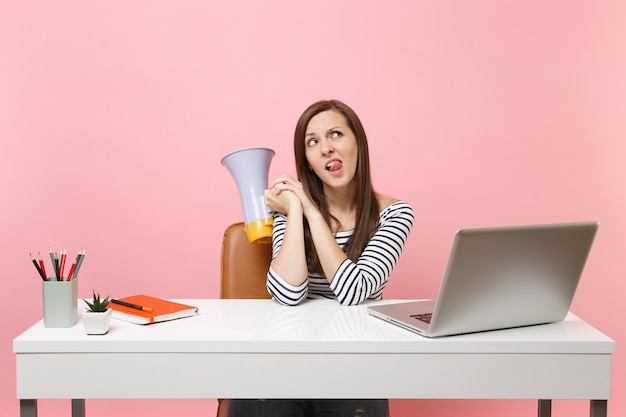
20,399,37,417
538,399,551,417
591,400,607,417
71,399,85,417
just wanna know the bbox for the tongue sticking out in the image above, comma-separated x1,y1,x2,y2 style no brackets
326,161,342,172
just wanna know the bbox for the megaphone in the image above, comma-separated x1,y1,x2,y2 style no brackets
221,147,276,244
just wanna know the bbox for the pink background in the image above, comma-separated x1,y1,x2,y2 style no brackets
2,1,624,416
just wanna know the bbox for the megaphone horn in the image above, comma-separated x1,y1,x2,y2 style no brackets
221,147,275,244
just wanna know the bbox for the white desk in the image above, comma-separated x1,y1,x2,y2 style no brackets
14,299,614,417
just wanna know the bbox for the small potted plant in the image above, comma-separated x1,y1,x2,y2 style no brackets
81,291,112,335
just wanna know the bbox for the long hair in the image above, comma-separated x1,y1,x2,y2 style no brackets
293,99,380,273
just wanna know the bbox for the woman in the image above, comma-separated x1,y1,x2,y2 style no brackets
228,100,414,417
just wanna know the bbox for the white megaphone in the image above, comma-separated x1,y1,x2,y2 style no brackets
221,147,275,244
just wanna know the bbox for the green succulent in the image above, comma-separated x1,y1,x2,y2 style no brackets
83,291,111,312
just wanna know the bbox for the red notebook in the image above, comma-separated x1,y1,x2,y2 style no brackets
110,295,199,325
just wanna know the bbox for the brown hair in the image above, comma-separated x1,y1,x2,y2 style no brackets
294,99,380,273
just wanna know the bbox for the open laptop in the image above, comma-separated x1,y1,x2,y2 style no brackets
367,221,598,337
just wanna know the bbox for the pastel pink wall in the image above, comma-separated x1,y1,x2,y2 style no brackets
2,1,624,416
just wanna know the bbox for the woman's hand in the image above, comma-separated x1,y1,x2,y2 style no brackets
265,174,316,216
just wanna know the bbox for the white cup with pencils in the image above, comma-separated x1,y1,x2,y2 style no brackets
42,279,78,327
31,248,86,328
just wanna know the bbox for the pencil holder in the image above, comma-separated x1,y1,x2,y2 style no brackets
42,279,78,328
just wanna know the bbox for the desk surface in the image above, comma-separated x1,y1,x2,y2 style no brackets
14,299,615,401
14,299,614,354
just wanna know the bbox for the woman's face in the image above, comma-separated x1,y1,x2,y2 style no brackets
304,110,358,192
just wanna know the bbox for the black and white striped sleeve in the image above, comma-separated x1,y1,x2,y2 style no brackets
266,213,308,305
329,201,414,305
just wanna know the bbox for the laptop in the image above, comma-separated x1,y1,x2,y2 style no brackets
367,221,598,337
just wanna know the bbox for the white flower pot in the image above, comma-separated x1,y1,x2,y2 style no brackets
82,309,112,335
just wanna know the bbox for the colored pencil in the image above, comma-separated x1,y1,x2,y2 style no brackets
53,250,60,281
111,299,153,312
30,253,46,280
38,252,47,279
66,260,77,281
74,248,86,278
49,248,56,279
59,249,66,280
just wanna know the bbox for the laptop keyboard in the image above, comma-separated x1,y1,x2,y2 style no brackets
410,313,433,324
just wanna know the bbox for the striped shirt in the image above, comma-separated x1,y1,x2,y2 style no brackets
267,201,414,306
